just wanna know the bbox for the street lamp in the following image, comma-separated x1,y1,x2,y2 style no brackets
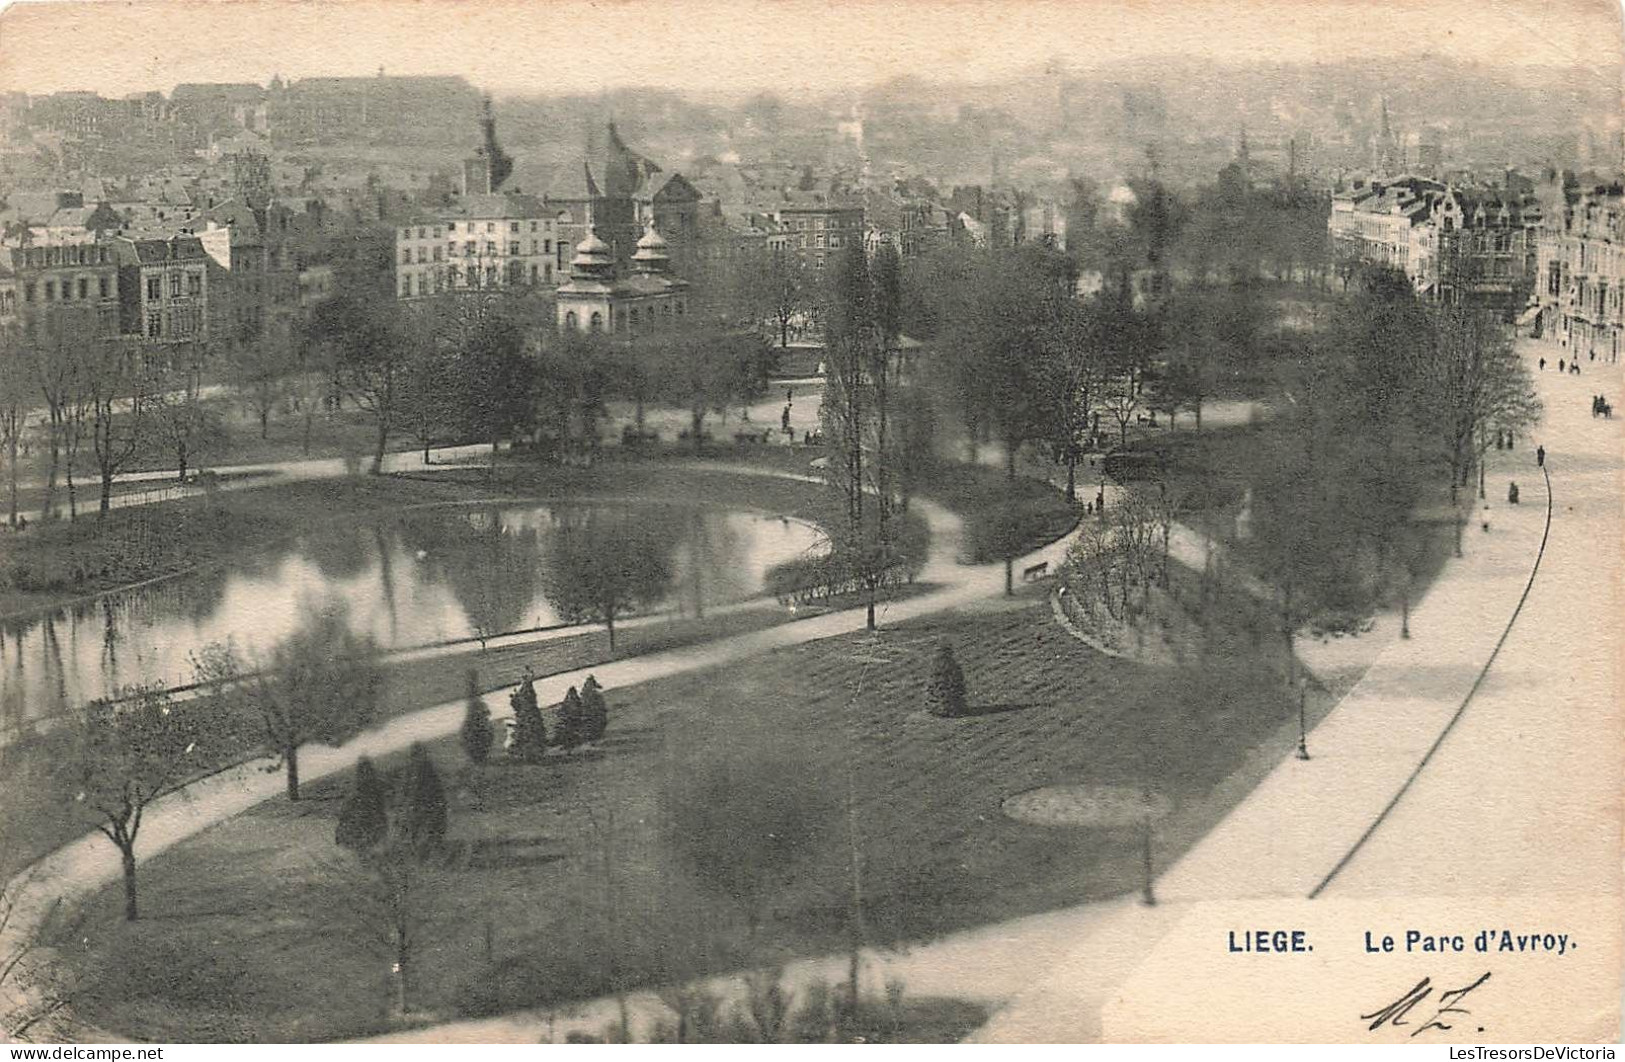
1295,678,1311,761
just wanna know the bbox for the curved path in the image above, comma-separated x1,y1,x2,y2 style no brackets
16,379,1588,1043
0,461,1082,1039
990,345,1622,1043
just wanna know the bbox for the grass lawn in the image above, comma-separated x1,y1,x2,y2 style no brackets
2,460,928,881
66,598,1311,1042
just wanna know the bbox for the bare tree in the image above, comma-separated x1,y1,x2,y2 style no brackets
0,322,28,526
0,872,84,1040
63,684,198,920
540,509,676,650
229,330,296,440
84,339,156,517
152,337,223,482
25,308,99,520
193,603,383,800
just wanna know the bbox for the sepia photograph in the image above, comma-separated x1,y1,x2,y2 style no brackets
0,0,1620,1046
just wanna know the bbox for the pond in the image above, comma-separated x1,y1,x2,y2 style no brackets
0,501,825,728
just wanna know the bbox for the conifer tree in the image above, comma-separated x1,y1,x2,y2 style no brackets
926,643,967,718
580,674,609,742
459,670,494,766
336,756,389,852
508,670,547,763
402,743,448,854
557,685,586,750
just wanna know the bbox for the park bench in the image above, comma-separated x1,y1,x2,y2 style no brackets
1022,561,1049,582
620,426,661,447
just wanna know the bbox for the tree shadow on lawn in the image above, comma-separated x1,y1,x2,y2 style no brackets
465,836,569,872
951,701,1045,719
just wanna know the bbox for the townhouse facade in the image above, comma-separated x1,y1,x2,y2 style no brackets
1328,174,1540,316
109,234,210,344
395,192,562,300
9,242,121,338
1534,175,1624,362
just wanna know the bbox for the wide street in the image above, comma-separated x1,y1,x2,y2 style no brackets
987,341,1623,1043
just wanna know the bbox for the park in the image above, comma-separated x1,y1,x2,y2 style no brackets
0,209,1560,1043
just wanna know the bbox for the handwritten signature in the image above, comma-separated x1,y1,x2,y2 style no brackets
1361,972,1492,1038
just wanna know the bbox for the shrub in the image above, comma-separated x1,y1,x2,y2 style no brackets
459,670,494,766
580,675,608,742
508,672,547,763
335,756,388,852
926,643,967,718
556,686,586,750
401,743,448,853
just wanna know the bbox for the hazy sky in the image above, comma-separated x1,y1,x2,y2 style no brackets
1,0,1621,99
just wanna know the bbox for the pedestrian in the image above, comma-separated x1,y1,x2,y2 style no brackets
1573,362,1581,376
1559,359,1566,373
781,404,791,433
1537,445,1545,468
1540,357,1547,371
1508,481,1520,505
786,387,793,405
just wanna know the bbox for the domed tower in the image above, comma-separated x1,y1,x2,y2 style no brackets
630,220,670,274
556,227,618,333
569,228,616,284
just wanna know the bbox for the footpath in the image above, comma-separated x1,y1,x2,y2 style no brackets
8,363,1598,1042
977,349,1621,1043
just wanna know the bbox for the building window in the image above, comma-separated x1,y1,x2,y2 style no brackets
531,263,539,283
418,227,426,239
544,239,552,254
530,221,537,232
24,282,34,303
510,222,520,234
565,311,578,329
416,247,427,263
188,272,202,295
486,222,495,233
147,313,162,338
589,311,602,332
486,242,496,256
400,276,409,297
433,246,443,262
402,249,412,265
629,308,639,331
486,266,497,285
465,241,476,257
44,280,55,301
509,241,520,256
544,263,552,282
77,277,88,299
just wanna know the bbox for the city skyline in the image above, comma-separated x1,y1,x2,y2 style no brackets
0,0,1621,100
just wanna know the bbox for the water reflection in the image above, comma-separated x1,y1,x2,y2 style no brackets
0,502,823,725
